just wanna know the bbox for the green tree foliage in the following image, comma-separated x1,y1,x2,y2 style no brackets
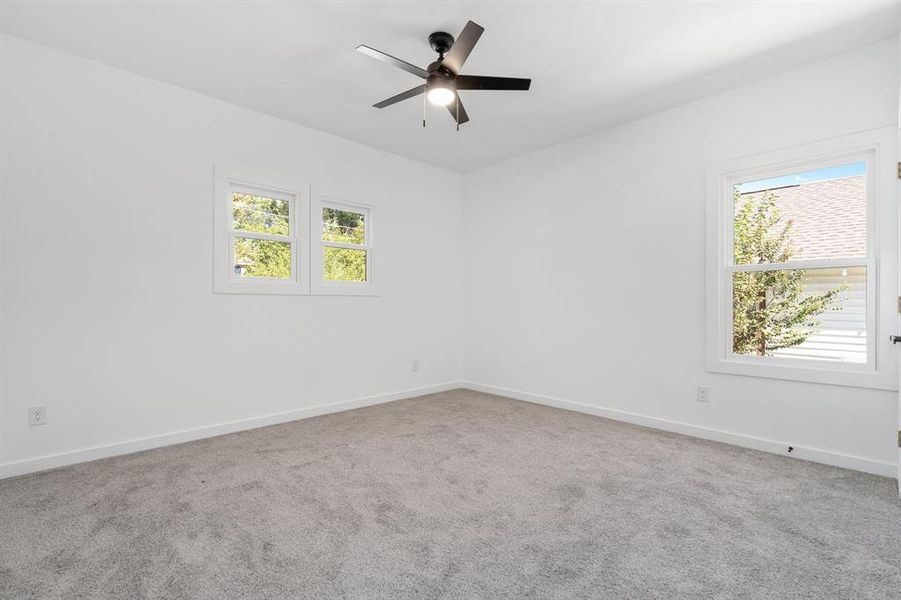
232,193,291,279
321,208,365,244
231,198,369,282
322,208,366,282
732,190,845,356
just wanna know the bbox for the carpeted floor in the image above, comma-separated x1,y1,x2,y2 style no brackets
1,389,899,599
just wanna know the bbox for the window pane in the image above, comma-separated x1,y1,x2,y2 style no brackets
232,192,290,235
322,207,365,244
732,266,865,363
733,162,866,264
324,247,366,282
234,237,291,279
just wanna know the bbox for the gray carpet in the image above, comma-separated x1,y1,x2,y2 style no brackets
1,389,899,599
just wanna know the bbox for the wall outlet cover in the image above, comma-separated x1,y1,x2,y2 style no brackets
29,406,47,426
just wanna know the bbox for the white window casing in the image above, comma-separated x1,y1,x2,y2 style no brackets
705,127,898,390
311,187,377,296
214,168,378,297
214,166,311,295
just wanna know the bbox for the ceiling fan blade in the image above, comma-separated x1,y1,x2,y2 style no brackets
455,75,531,91
442,20,484,74
447,93,470,125
373,85,427,109
356,45,429,79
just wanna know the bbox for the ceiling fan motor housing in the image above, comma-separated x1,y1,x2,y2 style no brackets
428,31,455,57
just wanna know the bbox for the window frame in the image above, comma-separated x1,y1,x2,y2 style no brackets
705,127,897,390
229,185,297,284
311,188,377,296
214,168,311,295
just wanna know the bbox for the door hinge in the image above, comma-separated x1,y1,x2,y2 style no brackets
897,296,901,313
897,162,901,179
898,430,901,448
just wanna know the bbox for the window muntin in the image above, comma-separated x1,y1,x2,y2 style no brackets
319,203,370,284
725,160,872,367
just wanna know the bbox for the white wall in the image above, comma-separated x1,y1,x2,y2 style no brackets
0,35,463,475
3,34,899,479
462,39,900,476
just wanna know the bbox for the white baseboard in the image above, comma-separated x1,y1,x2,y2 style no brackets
5,381,894,481
462,381,897,479
0,381,462,479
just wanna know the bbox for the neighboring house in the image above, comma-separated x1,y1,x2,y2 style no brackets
738,175,866,363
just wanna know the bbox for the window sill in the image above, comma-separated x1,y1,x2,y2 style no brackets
213,281,380,297
311,283,380,297
214,280,308,295
706,357,896,391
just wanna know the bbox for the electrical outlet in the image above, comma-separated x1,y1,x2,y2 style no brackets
29,406,47,426
696,387,710,403
412,360,420,372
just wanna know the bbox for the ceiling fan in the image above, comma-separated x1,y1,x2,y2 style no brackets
356,20,531,129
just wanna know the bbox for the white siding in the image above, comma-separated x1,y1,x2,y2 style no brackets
772,268,866,363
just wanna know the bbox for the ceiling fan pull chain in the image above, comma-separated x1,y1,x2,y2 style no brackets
456,99,460,132
422,91,426,128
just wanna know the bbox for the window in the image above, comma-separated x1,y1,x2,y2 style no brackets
312,194,375,295
231,190,294,280
214,169,310,295
214,169,376,296
706,128,897,389
322,206,368,282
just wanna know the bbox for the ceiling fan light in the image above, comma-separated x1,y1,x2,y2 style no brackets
427,86,455,107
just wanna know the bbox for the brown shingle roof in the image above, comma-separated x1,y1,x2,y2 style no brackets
738,175,866,261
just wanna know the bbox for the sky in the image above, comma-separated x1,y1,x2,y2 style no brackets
735,161,866,194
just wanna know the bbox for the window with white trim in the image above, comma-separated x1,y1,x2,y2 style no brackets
230,187,295,281
706,129,897,390
214,169,377,296
313,196,375,294
214,171,311,295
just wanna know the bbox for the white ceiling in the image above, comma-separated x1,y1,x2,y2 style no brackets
1,1,898,172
